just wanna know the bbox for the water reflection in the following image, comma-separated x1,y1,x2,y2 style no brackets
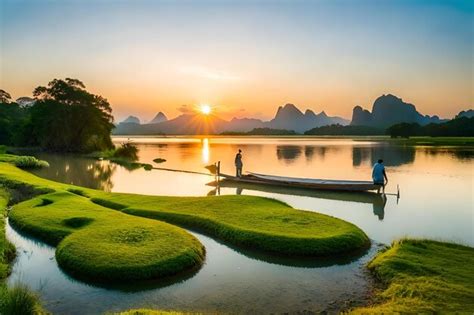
421,147,474,160
7,220,377,315
372,194,387,220
352,145,416,167
27,137,474,247
276,145,302,163
201,138,210,164
30,154,116,191
207,180,388,221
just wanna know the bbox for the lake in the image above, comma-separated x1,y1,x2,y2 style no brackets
8,136,474,314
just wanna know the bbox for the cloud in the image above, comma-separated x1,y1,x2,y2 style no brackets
179,66,241,81
177,104,195,114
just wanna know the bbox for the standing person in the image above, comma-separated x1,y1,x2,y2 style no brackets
372,159,388,193
235,149,243,178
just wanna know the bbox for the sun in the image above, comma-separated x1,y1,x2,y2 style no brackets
200,104,212,115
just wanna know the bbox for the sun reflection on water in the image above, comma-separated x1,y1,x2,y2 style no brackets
201,138,210,164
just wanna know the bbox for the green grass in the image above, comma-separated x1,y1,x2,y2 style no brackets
351,239,474,313
0,282,48,315
88,192,369,256
0,188,15,279
9,190,205,282
0,158,369,283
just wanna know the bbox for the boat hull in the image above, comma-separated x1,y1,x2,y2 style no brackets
219,173,380,192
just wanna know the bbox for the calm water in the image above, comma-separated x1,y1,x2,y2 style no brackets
7,136,474,314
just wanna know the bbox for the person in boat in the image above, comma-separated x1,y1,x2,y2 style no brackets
372,159,388,193
235,149,243,178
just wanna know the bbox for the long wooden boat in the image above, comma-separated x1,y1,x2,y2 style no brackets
218,172,381,192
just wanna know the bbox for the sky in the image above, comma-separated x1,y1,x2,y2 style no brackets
1,0,473,122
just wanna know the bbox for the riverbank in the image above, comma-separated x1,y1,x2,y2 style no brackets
351,239,474,313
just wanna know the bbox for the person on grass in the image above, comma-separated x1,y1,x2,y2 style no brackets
235,149,243,178
372,159,388,193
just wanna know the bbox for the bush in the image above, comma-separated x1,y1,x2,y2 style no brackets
13,156,49,169
0,282,45,315
113,142,138,160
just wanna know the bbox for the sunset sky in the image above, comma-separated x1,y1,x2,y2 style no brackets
1,0,472,122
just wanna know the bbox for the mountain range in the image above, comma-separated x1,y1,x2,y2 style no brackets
351,94,446,127
113,104,349,135
114,95,471,135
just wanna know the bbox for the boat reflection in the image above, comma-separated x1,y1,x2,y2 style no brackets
207,180,389,221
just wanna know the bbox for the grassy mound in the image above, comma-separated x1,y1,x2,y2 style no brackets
90,193,369,256
9,190,205,282
351,239,474,313
0,161,369,258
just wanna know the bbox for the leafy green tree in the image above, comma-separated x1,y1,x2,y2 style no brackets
29,78,114,152
0,101,28,145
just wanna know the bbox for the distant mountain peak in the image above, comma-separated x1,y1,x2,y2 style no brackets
304,109,316,117
150,111,168,124
351,94,445,127
275,103,304,118
121,115,140,124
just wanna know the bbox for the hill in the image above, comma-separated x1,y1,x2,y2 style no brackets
351,94,445,127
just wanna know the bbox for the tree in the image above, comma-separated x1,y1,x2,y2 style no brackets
0,89,12,103
28,78,114,152
386,123,422,138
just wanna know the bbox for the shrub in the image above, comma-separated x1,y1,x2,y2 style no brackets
113,142,138,160
13,156,49,169
0,282,45,315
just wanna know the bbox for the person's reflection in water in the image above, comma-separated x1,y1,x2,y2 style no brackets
372,194,387,220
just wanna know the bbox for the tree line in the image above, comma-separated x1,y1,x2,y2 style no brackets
304,118,473,138
386,117,474,138
0,79,114,152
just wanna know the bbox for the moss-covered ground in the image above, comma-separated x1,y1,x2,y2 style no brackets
351,239,474,313
88,192,369,256
10,191,205,282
